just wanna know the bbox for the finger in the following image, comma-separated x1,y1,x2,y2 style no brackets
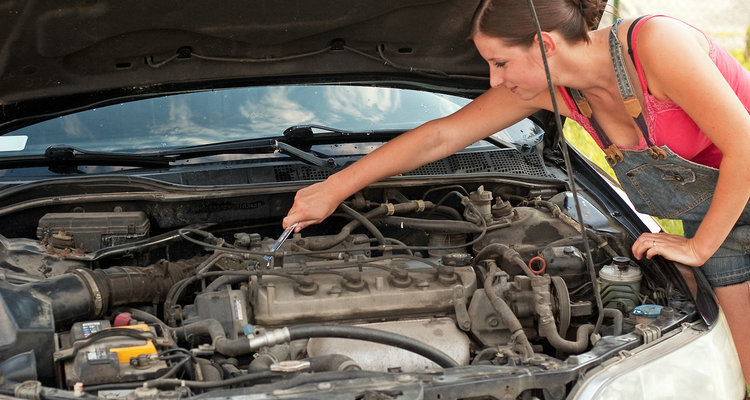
631,239,649,260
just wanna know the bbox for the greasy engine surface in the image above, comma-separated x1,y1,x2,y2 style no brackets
0,182,688,393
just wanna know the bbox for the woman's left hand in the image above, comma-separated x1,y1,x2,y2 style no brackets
632,232,707,267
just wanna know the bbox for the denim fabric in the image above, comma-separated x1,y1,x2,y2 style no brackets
613,146,750,287
682,221,750,287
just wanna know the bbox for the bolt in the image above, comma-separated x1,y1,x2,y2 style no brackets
487,317,499,327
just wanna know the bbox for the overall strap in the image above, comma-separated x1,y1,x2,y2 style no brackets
568,18,667,166
609,18,641,118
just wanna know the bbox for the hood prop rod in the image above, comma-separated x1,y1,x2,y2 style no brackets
525,0,605,335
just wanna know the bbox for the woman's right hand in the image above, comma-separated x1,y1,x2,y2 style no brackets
282,180,342,232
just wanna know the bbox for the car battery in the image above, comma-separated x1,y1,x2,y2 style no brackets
36,211,149,252
60,321,169,387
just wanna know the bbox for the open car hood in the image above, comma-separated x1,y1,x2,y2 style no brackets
0,0,489,129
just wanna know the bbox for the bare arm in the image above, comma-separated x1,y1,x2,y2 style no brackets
283,85,543,231
631,19,750,265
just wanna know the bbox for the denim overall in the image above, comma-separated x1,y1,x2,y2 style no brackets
569,19,750,287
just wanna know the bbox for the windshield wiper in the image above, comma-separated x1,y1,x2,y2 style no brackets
158,138,338,169
0,139,339,171
283,124,404,144
45,146,172,167
0,127,394,171
0,145,173,170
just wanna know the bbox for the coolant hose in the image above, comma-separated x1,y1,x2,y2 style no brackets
248,344,290,372
247,324,458,368
483,261,535,358
539,320,594,354
307,354,361,372
602,308,623,336
175,319,253,357
532,275,593,354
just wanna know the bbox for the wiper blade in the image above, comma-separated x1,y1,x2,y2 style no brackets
283,124,404,144
45,145,172,167
0,145,173,169
284,124,367,138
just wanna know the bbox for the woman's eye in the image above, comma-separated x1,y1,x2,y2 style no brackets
494,62,506,68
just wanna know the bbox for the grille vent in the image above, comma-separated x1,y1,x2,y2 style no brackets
407,149,552,177
272,149,552,182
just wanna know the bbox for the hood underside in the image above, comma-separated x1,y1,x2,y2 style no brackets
0,0,490,126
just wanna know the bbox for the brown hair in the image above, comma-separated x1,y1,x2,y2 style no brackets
471,0,605,46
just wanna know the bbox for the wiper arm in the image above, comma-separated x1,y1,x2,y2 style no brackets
273,140,337,169
162,138,338,169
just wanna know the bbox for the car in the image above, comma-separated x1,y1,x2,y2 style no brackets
0,1,744,399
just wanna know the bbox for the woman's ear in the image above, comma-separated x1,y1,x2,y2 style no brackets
533,31,557,56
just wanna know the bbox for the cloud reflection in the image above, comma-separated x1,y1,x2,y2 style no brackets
239,87,316,134
323,86,400,124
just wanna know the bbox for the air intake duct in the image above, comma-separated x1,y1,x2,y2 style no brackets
0,258,197,384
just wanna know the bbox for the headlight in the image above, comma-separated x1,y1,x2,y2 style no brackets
571,310,744,400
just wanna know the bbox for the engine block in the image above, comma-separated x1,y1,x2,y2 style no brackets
251,259,476,326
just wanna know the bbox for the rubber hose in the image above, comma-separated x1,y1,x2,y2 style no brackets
307,354,361,372
204,275,248,292
377,216,483,233
483,261,535,358
340,204,388,247
287,324,458,368
602,308,623,336
306,201,434,250
531,275,593,354
195,358,223,382
474,243,535,278
175,319,252,357
248,344,290,372
539,321,595,354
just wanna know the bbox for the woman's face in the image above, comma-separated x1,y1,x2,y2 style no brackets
473,32,547,99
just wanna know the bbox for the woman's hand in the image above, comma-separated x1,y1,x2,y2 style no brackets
631,232,709,267
282,180,342,232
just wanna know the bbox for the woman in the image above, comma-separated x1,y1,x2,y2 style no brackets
283,0,750,382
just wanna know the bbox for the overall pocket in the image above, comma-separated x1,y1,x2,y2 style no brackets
617,161,717,220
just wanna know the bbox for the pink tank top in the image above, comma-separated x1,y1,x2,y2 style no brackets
559,15,750,169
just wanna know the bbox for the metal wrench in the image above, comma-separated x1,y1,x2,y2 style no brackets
263,223,298,268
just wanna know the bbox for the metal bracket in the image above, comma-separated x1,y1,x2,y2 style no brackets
635,323,662,344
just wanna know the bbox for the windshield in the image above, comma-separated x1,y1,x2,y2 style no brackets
1,85,470,156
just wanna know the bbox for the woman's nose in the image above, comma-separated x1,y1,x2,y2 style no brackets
489,69,504,88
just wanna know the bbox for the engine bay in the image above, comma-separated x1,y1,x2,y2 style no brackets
0,178,694,397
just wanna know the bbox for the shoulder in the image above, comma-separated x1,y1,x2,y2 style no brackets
633,16,708,51
628,16,711,99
